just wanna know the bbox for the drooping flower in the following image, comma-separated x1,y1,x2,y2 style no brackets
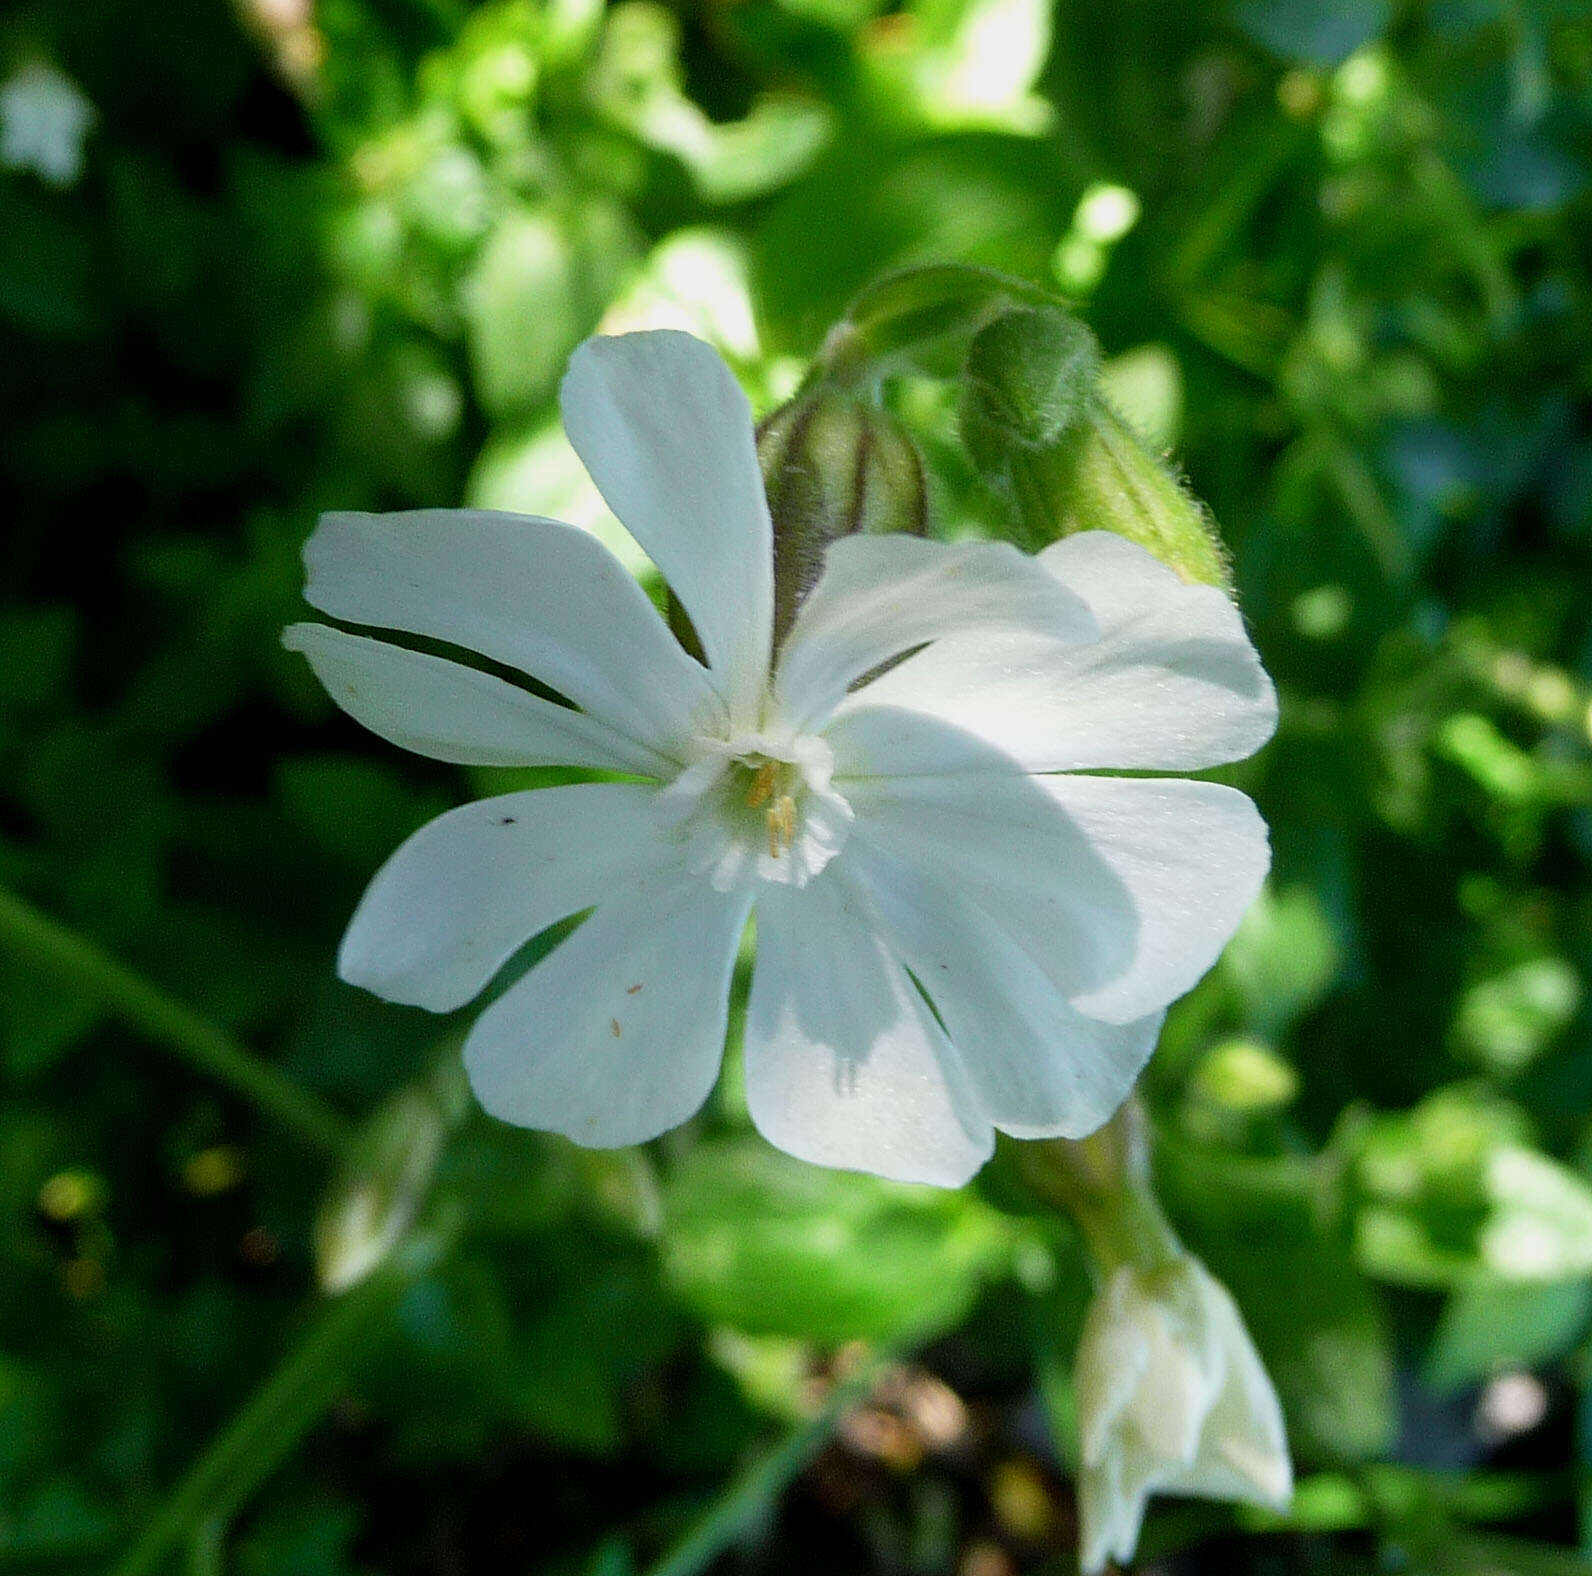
1074,1254,1293,1572
0,62,95,188
285,329,1275,1186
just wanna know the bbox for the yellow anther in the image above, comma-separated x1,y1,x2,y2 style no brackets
746,760,778,808
764,794,799,859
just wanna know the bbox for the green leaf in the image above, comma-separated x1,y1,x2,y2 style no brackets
463,203,637,419
276,755,447,869
1425,1278,1592,1392
1453,957,1582,1074
663,1139,1014,1343
589,3,831,202
1347,1091,1592,1287
0,955,102,1078
1231,0,1390,66
0,606,77,717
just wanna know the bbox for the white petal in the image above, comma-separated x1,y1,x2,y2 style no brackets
773,534,1094,731
560,331,773,726
463,870,751,1147
1080,1416,1166,1573
838,717,1269,1024
845,838,1162,1139
1179,1267,1293,1507
1078,1453,1150,1576
838,728,1141,1011
831,530,1276,773
1037,774,1270,1023
339,783,677,1012
301,508,721,762
743,873,993,1186
284,623,671,777
1077,1275,1154,1468
1135,1303,1223,1469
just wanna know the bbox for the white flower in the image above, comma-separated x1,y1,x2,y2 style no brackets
0,62,95,188
285,329,1276,1186
1075,1256,1292,1573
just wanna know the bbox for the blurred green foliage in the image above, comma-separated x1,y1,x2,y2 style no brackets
2,0,1592,1570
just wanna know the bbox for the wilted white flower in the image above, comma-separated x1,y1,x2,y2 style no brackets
1075,1255,1292,1572
286,329,1275,1185
0,62,94,188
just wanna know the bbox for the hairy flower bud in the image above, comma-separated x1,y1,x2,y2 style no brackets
1075,1254,1292,1573
961,306,1100,455
758,392,928,649
960,307,1231,589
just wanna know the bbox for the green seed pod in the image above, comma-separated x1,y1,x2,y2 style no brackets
757,391,929,649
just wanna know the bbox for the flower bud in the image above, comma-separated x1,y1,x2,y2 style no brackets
1074,1254,1292,1574
315,1084,447,1294
959,307,1231,589
757,391,928,648
960,306,1100,456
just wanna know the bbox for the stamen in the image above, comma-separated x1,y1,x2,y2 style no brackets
765,794,799,859
746,760,778,808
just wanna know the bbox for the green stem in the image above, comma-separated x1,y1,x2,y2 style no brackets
110,1268,409,1576
641,1348,896,1576
1018,1103,1183,1276
812,263,1059,388
0,886,354,1157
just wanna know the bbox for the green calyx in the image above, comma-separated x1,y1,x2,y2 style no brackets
1016,1108,1185,1281
758,390,928,648
960,306,1101,452
960,306,1231,590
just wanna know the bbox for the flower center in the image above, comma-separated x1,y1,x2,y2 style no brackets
737,756,801,860
660,731,854,891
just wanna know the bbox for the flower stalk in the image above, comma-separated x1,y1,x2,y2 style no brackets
109,1260,415,1576
1017,1101,1182,1277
